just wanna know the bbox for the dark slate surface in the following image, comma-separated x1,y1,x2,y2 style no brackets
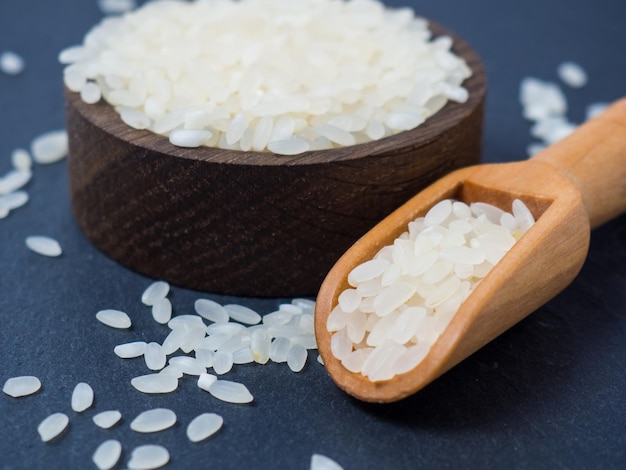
1,0,624,469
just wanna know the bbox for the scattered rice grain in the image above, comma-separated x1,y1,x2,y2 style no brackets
92,439,122,470
2,376,41,397
186,413,224,443
71,382,94,412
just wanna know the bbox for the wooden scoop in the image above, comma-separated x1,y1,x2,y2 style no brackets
314,98,626,403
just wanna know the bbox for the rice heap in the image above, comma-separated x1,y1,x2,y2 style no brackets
327,199,536,382
60,0,471,154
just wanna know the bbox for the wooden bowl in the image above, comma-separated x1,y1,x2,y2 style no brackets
65,23,486,297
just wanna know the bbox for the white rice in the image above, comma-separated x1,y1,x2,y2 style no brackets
37,412,69,442
206,380,253,404
168,356,207,376
114,341,147,359
0,191,29,213
169,129,213,148
130,408,177,433
151,298,173,324
96,309,132,329
60,0,471,155
211,350,234,375
586,102,608,120
310,454,344,470
30,130,68,164
144,342,166,371
328,198,535,381
186,413,224,443
80,82,102,104
92,410,122,429
194,299,229,323
11,148,32,170
97,0,136,16
130,374,178,394
0,50,25,75
141,281,170,306
223,304,262,325
0,169,32,195
287,344,308,372
92,439,122,470
25,235,62,257
557,61,588,88
127,444,170,470
71,382,94,412
197,373,218,392
2,376,41,397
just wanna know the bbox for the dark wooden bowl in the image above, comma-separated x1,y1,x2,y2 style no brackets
65,23,486,297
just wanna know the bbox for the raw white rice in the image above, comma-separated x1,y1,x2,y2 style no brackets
211,350,234,375
98,0,136,15
0,169,31,195
144,342,166,371
269,337,291,363
2,376,41,397
11,148,32,170
0,50,25,75
311,454,344,470
130,374,178,394
328,198,535,381
92,410,122,429
287,344,308,372
186,413,224,443
92,439,122,470
130,408,177,433
169,129,213,148
197,373,218,392
127,444,170,470
168,356,207,376
60,0,471,155
0,191,29,212
206,379,253,404
96,309,132,329
557,61,588,88
586,102,608,120
25,235,62,257
224,304,262,325
37,412,69,442
194,299,229,323
114,341,147,359
80,82,102,104
30,130,68,164
159,365,184,379
71,382,94,412
141,281,170,306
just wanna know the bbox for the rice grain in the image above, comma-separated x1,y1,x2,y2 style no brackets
25,235,62,257
96,309,132,329
207,380,253,404
2,376,41,397
30,130,68,164
127,444,169,470
92,439,122,470
71,382,94,412
92,410,122,429
130,408,177,433
186,413,224,443
37,412,69,442
131,374,178,394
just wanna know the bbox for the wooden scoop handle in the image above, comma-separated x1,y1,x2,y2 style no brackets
531,98,626,229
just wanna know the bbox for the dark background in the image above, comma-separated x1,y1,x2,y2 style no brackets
1,0,624,469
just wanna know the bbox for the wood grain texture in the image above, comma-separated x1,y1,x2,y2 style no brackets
66,23,486,297
314,98,626,402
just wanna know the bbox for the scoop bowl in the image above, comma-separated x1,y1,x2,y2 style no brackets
314,98,626,402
